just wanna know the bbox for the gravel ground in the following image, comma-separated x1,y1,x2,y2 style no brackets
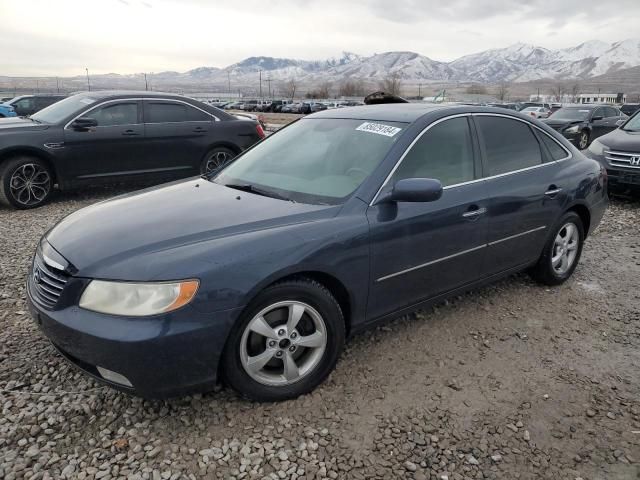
1,187,639,480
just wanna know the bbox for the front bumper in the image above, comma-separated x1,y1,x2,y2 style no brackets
27,281,243,398
606,168,640,188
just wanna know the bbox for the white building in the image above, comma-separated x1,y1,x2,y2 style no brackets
577,93,626,104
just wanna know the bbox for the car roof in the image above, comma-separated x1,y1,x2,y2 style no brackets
308,103,548,124
71,90,192,101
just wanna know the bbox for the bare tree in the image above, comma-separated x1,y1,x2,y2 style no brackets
570,82,581,102
495,82,510,101
316,81,332,99
466,84,487,94
281,78,298,100
339,80,356,97
551,82,566,102
379,72,403,96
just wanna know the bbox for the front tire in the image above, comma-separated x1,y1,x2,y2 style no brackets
0,156,53,209
577,130,590,150
529,212,584,286
221,277,345,402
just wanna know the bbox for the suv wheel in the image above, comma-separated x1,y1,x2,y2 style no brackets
577,131,590,150
200,147,236,175
221,277,345,402
0,157,53,209
529,212,584,286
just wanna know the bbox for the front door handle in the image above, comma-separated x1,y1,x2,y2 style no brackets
545,186,563,197
192,127,208,133
462,206,487,219
122,130,140,136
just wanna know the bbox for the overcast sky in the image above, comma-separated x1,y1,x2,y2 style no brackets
2,0,640,76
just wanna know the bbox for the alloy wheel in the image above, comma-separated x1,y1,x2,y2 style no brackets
9,163,51,206
578,132,589,150
551,222,579,275
239,301,327,386
203,150,234,174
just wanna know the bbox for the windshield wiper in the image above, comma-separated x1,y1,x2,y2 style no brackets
224,183,295,202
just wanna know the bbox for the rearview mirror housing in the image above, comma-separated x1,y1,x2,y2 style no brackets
378,178,443,204
71,117,98,130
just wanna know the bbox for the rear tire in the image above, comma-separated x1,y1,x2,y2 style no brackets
529,212,584,286
0,156,54,209
200,147,236,175
221,277,345,402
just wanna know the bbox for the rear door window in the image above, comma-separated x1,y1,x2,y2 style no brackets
539,133,569,161
475,116,543,176
145,102,210,123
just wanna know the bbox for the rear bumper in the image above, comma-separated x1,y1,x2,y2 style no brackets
27,282,242,398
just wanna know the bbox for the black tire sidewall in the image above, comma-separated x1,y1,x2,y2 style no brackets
0,157,53,209
200,147,236,175
538,212,585,284
221,279,345,402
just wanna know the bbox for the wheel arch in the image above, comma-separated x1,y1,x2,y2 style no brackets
205,141,242,156
0,147,58,183
566,203,591,238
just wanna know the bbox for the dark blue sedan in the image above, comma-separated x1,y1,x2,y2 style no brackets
27,104,608,401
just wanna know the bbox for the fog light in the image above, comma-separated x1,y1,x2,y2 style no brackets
96,366,133,387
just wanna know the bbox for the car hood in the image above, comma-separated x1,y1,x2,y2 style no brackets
46,179,336,276
595,127,640,152
0,117,50,132
542,119,583,128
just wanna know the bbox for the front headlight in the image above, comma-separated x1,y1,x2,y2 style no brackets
588,139,606,156
79,280,199,316
564,125,580,134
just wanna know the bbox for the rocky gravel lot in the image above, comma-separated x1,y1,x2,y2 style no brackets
0,188,639,480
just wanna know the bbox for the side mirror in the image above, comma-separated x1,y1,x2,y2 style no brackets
591,115,603,121
71,117,98,130
379,178,443,203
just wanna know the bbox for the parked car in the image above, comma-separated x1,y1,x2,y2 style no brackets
300,102,328,114
620,103,640,117
27,104,607,401
585,111,640,193
223,102,243,110
521,106,551,119
281,103,301,113
488,103,519,111
243,100,260,112
518,102,552,111
543,105,627,150
268,100,290,112
0,91,265,209
0,103,17,118
5,94,67,116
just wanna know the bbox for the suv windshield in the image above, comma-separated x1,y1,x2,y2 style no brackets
622,113,640,132
550,107,591,121
31,95,97,124
213,118,406,204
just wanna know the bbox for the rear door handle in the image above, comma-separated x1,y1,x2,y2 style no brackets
462,206,487,219
545,186,563,197
193,127,208,133
122,130,140,136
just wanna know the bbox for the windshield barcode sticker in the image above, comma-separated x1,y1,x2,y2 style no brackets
356,122,402,137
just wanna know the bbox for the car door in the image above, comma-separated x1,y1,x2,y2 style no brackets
143,100,215,177
473,114,567,275
12,97,35,116
590,107,610,139
366,116,489,320
603,106,624,134
63,100,146,180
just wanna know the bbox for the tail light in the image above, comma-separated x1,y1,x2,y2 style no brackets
256,123,266,139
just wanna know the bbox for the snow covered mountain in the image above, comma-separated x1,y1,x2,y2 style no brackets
16,39,640,91
206,39,640,84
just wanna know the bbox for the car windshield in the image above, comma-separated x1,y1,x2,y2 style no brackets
31,95,98,124
621,113,640,132
550,108,591,121
213,118,407,205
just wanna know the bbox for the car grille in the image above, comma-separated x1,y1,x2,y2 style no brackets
30,253,69,309
604,150,640,170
